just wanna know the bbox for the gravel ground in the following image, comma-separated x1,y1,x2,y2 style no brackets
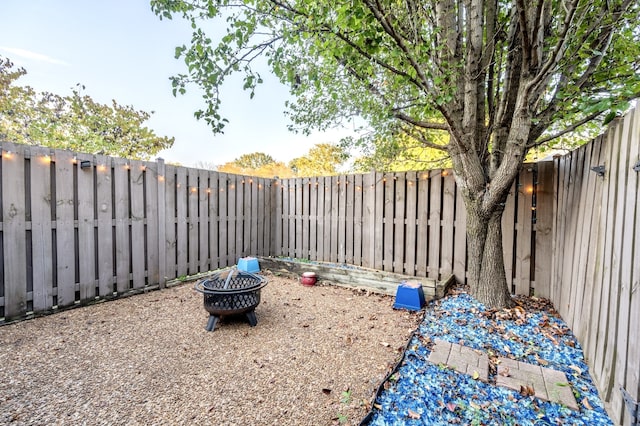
0,272,422,426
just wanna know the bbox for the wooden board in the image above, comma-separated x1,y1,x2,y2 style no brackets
415,172,429,277
362,172,375,268
453,178,467,283
440,172,455,278
330,176,339,263
383,174,394,271
1,143,28,318
428,171,442,280
258,256,439,297
198,169,210,272
514,167,534,295
129,160,146,289
76,151,96,300
217,173,229,267
55,149,77,305
533,162,554,299
155,159,166,287
393,173,406,274
501,180,516,293
29,146,55,311
404,172,417,276
345,175,355,265
373,172,384,270
187,167,199,274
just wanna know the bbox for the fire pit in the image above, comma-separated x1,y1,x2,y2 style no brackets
194,268,268,331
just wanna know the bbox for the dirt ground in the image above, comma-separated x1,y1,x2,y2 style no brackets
0,271,422,425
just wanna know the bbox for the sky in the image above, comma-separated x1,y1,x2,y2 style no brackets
0,0,354,167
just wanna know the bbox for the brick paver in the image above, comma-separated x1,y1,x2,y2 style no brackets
427,340,578,410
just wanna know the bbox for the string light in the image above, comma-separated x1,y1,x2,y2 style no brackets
158,176,165,182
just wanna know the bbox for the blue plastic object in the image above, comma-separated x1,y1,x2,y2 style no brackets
393,281,425,310
237,256,260,273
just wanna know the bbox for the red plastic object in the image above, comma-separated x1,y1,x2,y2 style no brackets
300,271,317,286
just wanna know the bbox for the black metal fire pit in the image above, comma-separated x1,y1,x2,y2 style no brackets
194,268,268,331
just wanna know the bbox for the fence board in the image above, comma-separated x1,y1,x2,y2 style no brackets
29,146,54,311
164,165,177,280
198,169,210,272
187,168,199,274
2,143,27,318
218,173,229,266
330,176,340,263
453,178,467,283
374,172,384,270
55,149,77,305
309,177,318,260
593,119,624,396
416,172,429,277
345,175,355,265
440,173,455,278
296,178,304,259
404,172,417,276
383,174,394,271
362,173,375,268
428,171,442,280
353,174,363,266
393,174,406,274
317,178,326,261
251,177,259,255
569,144,594,333
155,159,166,287
76,152,96,300
175,167,187,277
560,147,585,321
501,181,516,292
130,161,146,289
514,167,534,295
533,162,554,299
604,113,634,418
209,172,219,269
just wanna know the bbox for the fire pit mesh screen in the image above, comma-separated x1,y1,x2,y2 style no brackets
194,269,268,331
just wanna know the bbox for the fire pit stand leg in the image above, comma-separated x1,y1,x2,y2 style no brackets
205,314,220,332
246,311,257,327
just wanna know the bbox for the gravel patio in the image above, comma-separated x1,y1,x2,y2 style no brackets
0,272,421,425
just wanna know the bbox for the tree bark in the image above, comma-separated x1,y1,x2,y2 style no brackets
465,203,515,309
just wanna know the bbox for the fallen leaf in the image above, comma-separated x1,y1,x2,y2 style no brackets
373,403,382,410
446,402,457,412
499,367,510,377
503,345,511,353
321,388,332,395
569,365,583,375
472,370,480,380
380,341,391,347
520,385,535,397
407,409,421,419
582,397,593,410
469,401,481,410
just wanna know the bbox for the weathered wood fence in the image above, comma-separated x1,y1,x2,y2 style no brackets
0,107,638,424
549,109,640,426
0,142,273,320
0,143,547,323
272,166,553,298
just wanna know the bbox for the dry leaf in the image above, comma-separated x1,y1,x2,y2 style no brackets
469,401,481,410
446,402,457,412
407,409,421,419
582,397,593,410
569,365,583,375
520,385,535,397
321,388,332,395
381,341,391,347
472,370,480,380
499,367,510,377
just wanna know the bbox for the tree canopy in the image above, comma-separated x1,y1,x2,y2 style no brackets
152,0,640,308
289,143,347,176
0,56,174,160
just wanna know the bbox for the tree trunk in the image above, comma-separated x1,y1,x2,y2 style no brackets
465,204,515,309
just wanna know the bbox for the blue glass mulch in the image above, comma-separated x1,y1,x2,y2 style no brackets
362,291,613,426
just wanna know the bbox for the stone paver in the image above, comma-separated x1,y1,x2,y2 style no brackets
496,357,578,410
427,339,489,382
427,340,579,410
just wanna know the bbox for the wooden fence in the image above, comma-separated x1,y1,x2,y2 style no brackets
272,166,553,298
0,141,273,320
550,108,640,426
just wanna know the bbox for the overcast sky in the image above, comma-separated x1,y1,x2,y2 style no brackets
0,0,354,166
